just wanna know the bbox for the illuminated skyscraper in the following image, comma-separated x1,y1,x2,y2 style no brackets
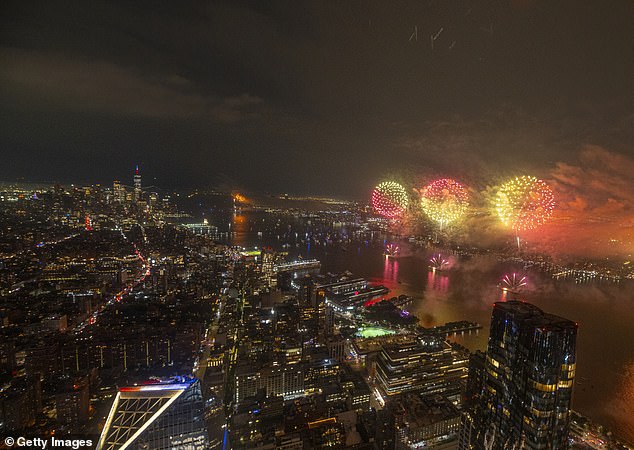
260,249,275,287
459,301,577,450
96,378,208,450
133,165,142,202
113,180,125,203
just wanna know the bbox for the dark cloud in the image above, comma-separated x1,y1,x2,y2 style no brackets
211,94,264,123
1,48,206,118
0,0,632,199
0,48,267,121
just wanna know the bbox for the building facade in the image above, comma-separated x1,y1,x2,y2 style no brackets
97,378,208,450
375,334,468,401
459,301,577,450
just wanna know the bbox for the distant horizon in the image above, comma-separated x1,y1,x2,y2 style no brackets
0,176,363,201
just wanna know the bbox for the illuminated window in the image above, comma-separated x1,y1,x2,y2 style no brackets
531,380,556,392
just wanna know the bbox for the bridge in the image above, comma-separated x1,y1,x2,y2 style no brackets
274,259,321,273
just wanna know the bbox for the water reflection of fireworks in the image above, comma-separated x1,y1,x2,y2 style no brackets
383,255,399,282
427,269,449,293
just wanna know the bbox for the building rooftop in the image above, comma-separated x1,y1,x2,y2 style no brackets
395,393,460,427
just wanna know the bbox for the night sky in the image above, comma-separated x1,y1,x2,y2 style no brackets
1,0,632,197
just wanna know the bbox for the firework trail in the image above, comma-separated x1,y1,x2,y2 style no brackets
429,254,449,270
384,243,400,257
499,273,528,293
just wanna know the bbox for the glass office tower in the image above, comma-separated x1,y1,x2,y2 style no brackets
97,377,208,450
459,301,577,450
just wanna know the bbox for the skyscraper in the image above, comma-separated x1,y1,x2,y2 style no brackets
112,180,124,203
260,249,275,287
133,165,142,202
96,378,208,450
459,301,577,450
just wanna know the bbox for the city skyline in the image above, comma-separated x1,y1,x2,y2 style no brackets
0,172,633,448
2,1,633,262
10,161,631,260
1,2,633,449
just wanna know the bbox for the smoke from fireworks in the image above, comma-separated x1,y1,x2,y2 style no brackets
372,181,409,218
495,176,555,231
420,178,469,227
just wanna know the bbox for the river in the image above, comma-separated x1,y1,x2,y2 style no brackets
220,210,634,443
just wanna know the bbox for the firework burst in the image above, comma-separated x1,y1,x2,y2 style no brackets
420,178,469,227
372,181,409,218
385,243,400,258
429,254,449,271
499,273,528,293
495,176,555,232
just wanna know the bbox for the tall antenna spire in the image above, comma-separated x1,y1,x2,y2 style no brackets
133,164,142,202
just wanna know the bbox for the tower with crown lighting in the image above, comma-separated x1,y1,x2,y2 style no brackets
133,164,142,202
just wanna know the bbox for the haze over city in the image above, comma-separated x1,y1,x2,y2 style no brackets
2,1,633,259
0,2,633,450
